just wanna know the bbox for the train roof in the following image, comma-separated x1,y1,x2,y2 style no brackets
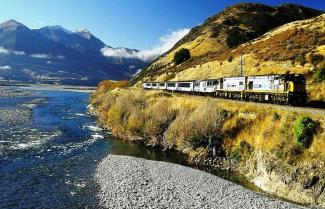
143,74,305,83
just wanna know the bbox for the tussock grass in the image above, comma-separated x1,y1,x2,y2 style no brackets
92,88,325,164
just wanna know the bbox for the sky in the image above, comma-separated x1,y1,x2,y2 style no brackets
0,0,324,58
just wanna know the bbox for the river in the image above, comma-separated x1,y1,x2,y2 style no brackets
0,86,260,209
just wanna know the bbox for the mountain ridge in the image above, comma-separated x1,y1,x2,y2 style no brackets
131,3,324,101
0,19,147,85
132,3,323,85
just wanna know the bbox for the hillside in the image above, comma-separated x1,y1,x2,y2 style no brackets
0,20,148,85
132,3,324,101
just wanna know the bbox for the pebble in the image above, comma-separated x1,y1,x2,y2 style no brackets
95,155,305,209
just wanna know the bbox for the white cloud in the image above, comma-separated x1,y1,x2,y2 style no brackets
0,47,26,56
0,65,12,70
101,28,190,61
13,50,26,55
56,55,65,60
30,53,51,59
0,47,10,55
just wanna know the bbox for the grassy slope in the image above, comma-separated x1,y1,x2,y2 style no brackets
134,12,325,101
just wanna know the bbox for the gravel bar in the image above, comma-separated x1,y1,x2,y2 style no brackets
95,155,305,209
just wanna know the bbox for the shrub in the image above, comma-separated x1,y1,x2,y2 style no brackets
293,116,316,148
315,67,325,83
165,102,226,149
272,112,281,121
174,48,191,65
143,99,177,139
229,141,253,161
309,53,324,66
227,56,233,63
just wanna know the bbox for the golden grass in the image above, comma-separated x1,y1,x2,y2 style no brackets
140,15,325,101
92,87,325,164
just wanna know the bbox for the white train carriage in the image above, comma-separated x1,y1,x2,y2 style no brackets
177,81,194,92
143,82,152,89
222,77,246,91
151,82,159,90
158,82,167,90
166,82,178,91
193,79,219,94
217,77,245,99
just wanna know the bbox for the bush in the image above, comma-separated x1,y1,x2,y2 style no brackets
272,112,281,121
229,141,253,161
143,99,177,138
293,116,316,148
174,48,191,65
227,56,233,63
309,53,324,66
315,67,325,83
165,102,226,149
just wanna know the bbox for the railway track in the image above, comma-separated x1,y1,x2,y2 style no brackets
172,92,325,116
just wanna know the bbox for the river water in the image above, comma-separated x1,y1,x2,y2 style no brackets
0,87,260,209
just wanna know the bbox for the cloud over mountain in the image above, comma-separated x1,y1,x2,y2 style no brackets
101,28,190,61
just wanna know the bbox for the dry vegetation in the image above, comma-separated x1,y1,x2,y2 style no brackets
91,88,325,164
134,13,325,101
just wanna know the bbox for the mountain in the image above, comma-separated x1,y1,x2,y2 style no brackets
131,3,324,101
132,3,323,83
0,20,148,85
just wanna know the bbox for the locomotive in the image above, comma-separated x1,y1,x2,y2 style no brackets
143,74,307,105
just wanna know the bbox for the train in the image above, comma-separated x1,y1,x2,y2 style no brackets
143,74,307,105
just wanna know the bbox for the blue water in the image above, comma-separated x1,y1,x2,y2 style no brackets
0,88,188,209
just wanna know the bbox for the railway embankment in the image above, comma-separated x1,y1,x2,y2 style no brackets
90,87,325,207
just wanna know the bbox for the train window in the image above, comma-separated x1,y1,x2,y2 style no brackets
167,83,176,87
152,83,157,86
179,83,191,88
239,81,243,85
159,83,165,86
213,81,218,85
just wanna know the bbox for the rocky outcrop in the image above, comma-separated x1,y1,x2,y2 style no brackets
241,152,325,207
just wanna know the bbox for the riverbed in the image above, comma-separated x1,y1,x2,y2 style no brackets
0,86,191,208
0,86,303,208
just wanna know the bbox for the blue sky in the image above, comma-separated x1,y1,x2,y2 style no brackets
0,0,324,51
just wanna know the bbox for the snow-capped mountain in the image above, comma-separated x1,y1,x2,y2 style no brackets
0,19,147,85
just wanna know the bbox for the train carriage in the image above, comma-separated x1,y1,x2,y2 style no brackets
216,77,245,99
158,82,167,90
166,82,178,91
193,79,219,95
177,81,195,92
151,82,159,90
143,82,152,89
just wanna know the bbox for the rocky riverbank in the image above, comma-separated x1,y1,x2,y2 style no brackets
89,88,325,207
95,155,305,209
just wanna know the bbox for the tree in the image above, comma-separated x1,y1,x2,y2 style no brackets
174,48,191,65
